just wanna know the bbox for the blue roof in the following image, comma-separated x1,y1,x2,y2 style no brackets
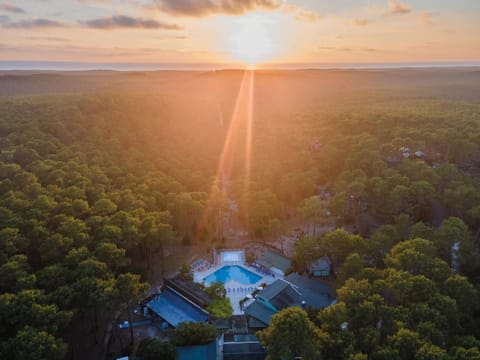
177,341,217,360
147,287,208,328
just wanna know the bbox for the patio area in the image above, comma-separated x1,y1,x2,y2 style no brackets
192,250,278,314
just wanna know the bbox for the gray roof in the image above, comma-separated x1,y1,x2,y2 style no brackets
256,279,290,302
165,276,212,307
213,317,231,330
248,316,269,329
285,273,335,309
223,342,266,360
256,279,301,311
257,249,292,273
246,276,335,326
245,279,301,325
177,341,217,360
309,256,331,272
268,287,301,311
245,300,276,326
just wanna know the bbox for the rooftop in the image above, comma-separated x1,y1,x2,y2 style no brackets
244,300,277,326
223,334,266,360
245,275,335,326
177,341,217,360
147,287,209,328
245,279,300,326
257,279,301,311
309,256,331,272
256,279,290,302
165,276,212,308
223,343,266,360
285,273,335,309
256,249,292,273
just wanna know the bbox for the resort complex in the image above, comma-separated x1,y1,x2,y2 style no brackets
138,247,335,359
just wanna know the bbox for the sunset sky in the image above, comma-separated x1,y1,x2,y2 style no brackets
1,0,479,66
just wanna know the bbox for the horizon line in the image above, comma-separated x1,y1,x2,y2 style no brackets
1,60,480,72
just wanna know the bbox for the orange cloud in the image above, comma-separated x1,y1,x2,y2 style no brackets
153,0,281,17
388,0,411,15
420,12,438,26
353,18,369,26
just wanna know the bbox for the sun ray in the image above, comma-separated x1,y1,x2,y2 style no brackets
198,70,252,237
243,70,255,209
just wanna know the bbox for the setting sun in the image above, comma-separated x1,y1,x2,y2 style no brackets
228,14,276,65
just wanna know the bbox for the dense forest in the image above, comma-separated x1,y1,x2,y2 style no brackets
0,68,480,359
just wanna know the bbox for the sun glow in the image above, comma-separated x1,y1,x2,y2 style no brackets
229,14,276,65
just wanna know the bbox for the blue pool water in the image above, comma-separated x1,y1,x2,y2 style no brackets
203,266,261,285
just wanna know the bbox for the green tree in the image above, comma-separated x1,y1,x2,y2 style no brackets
259,307,323,360
414,342,448,360
114,273,149,345
142,339,177,360
139,212,175,276
298,196,327,236
292,235,318,272
173,322,217,346
389,328,423,360
0,326,67,360
205,281,226,299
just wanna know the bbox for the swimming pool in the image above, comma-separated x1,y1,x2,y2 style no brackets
203,265,261,285
220,250,244,264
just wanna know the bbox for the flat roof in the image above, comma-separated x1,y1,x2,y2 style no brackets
309,256,331,271
147,287,208,328
223,343,266,360
177,341,217,360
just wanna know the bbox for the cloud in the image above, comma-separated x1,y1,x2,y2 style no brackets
295,11,320,22
283,5,321,22
388,0,411,15
3,18,69,29
353,18,369,26
152,0,281,17
25,36,69,42
0,2,26,14
316,46,377,53
80,15,183,30
78,0,139,3
420,12,438,26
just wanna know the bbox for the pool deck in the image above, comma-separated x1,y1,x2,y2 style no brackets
194,263,278,315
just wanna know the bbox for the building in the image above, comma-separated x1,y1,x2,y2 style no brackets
146,285,209,328
255,249,292,277
309,256,331,277
285,273,335,309
223,334,266,360
245,279,301,327
245,276,335,328
165,276,212,308
177,340,218,360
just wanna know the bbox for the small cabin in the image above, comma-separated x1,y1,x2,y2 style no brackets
309,256,331,277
